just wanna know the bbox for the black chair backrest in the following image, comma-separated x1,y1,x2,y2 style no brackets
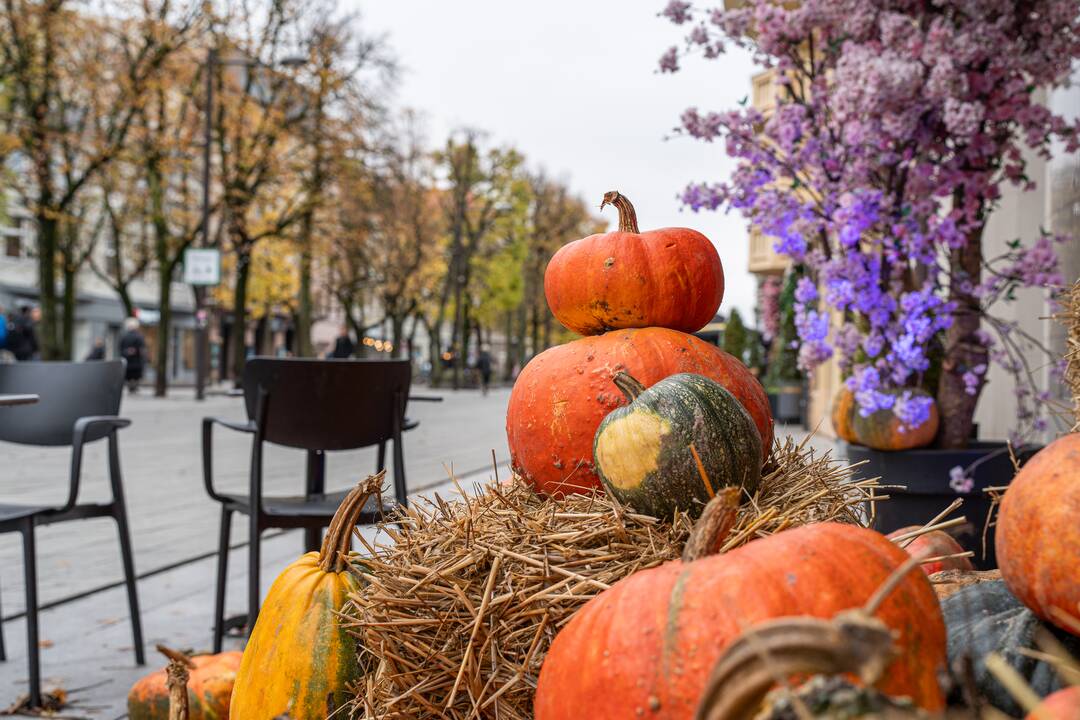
242,358,412,451
0,361,125,446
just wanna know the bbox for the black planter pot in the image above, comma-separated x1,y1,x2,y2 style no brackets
842,441,1040,570
767,385,804,425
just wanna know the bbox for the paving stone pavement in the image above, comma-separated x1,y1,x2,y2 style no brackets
0,385,512,714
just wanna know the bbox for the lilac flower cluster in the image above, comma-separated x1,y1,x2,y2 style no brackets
660,0,1079,437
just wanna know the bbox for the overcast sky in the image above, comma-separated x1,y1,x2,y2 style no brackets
358,0,761,322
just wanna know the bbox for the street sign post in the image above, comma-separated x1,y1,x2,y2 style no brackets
183,248,221,286
184,248,220,401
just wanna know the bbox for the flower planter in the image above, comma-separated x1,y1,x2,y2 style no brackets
842,441,1039,570
767,384,804,425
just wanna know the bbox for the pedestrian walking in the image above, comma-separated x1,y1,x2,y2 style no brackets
331,325,355,359
119,317,146,393
84,338,106,361
477,344,493,396
8,305,38,361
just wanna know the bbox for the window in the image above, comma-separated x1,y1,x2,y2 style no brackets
5,234,20,258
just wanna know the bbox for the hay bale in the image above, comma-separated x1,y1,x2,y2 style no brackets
342,436,878,719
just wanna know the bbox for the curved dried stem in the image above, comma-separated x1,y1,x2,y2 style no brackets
600,190,640,233
319,470,385,573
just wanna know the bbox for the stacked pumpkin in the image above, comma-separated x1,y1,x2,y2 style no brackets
507,191,773,516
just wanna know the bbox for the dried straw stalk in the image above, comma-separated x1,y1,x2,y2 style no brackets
1053,278,1080,429
342,436,878,719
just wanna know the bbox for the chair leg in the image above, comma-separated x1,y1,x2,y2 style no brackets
109,435,145,666
113,508,145,666
22,521,41,708
376,441,386,474
212,507,232,653
247,513,261,636
0,574,6,662
393,433,407,508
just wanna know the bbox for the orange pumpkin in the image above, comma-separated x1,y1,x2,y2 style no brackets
128,651,242,720
1026,686,1080,720
831,388,858,443
506,327,772,496
887,526,974,576
544,191,723,337
850,388,939,451
996,433,1080,634
534,523,947,719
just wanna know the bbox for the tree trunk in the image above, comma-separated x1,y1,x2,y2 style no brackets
155,266,173,397
36,213,61,359
295,211,314,357
937,220,988,448
61,262,76,360
542,310,552,350
530,304,540,361
391,314,405,359
231,249,251,384
117,285,136,318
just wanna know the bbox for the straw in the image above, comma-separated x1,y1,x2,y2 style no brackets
341,437,878,719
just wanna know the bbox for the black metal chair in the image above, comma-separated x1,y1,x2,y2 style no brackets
203,357,412,651
0,361,144,708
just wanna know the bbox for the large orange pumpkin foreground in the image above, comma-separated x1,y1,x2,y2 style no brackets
544,191,723,337
996,433,1080,634
534,523,947,719
507,327,772,496
1026,686,1080,720
128,651,242,720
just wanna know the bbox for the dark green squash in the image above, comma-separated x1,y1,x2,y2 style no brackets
592,371,762,520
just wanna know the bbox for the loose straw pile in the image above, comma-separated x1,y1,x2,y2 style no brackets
342,436,878,719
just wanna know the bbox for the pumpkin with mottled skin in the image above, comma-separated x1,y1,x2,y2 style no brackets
887,526,974,575
831,388,858,443
1026,687,1080,720
545,191,723,337
128,652,241,720
230,481,376,719
594,372,761,520
534,523,947,719
996,433,1080,634
850,388,939,451
507,327,773,496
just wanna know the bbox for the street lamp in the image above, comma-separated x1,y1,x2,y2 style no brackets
195,48,305,399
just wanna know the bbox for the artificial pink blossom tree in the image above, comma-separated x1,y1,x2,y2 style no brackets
662,0,1079,447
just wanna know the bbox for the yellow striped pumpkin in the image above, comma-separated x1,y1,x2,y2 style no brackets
229,474,380,718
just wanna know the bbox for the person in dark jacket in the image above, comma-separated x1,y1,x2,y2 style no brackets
84,338,106,361
8,305,38,361
331,325,355,359
477,344,493,396
119,317,146,393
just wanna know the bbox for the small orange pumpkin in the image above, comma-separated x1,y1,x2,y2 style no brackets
996,433,1080,634
850,388,939,451
506,327,773,496
887,525,974,576
534,523,947,719
127,651,242,720
544,191,723,336
831,388,858,443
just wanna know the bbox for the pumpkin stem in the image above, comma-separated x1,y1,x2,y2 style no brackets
160,645,191,720
612,371,647,402
600,191,640,233
319,470,385,573
683,487,740,562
